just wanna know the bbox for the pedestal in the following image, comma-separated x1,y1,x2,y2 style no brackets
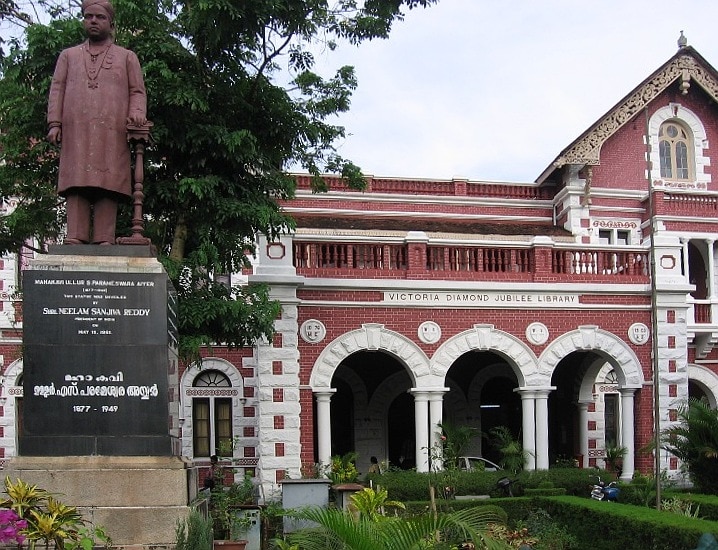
11,247,189,547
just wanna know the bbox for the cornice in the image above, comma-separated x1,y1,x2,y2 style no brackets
555,55,718,168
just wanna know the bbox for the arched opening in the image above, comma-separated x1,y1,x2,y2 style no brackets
688,241,708,300
689,379,710,402
387,392,415,469
331,350,408,470
550,351,594,464
445,350,520,464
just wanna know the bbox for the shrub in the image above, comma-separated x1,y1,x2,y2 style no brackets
176,510,213,550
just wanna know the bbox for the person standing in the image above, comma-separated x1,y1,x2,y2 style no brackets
47,0,147,245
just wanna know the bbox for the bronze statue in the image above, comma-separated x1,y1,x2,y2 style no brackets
47,0,147,245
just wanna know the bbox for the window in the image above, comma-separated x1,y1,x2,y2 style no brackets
659,121,692,180
598,229,630,245
192,370,233,457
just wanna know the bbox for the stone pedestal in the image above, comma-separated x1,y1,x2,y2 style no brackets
4,456,196,547
12,247,190,547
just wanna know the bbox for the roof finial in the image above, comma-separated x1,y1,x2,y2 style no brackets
677,30,688,49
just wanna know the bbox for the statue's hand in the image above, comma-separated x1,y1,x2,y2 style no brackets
127,115,147,127
47,126,62,145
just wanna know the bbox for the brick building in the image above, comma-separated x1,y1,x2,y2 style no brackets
2,42,718,500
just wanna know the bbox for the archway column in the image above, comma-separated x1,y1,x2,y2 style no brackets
619,387,637,481
706,239,716,299
534,387,554,470
428,388,448,470
314,389,336,468
410,389,430,473
577,401,590,469
516,388,537,470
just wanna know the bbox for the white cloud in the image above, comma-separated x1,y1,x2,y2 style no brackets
314,0,718,181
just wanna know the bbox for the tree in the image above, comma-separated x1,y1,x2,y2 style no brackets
0,0,438,360
660,398,718,494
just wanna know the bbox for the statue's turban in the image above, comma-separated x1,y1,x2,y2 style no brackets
82,0,115,21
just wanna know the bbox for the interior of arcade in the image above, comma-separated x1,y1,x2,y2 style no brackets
321,348,693,475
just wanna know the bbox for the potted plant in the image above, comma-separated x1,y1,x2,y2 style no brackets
210,475,255,550
604,444,628,477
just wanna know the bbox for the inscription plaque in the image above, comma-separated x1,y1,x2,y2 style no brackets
21,270,176,456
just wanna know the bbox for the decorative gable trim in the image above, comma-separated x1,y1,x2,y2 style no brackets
548,53,718,172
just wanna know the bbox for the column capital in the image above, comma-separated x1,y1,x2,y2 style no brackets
409,388,432,401
313,388,337,402
515,386,556,398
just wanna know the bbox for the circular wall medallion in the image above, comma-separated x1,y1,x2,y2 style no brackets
525,322,549,345
417,321,442,344
300,319,326,344
628,322,650,345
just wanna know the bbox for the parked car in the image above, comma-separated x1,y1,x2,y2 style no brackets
458,456,502,472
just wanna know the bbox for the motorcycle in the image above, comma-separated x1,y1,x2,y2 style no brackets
590,475,620,501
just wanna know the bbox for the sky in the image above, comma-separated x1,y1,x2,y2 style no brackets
311,1,718,183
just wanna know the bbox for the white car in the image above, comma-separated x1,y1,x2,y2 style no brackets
458,456,503,472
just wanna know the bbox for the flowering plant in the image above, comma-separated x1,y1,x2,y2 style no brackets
0,509,27,545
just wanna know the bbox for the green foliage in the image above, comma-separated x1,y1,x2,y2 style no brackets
349,487,405,522
175,510,213,550
661,496,702,518
329,453,359,484
0,476,110,550
0,0,438,360
517,509,577,550
660,398,718,494
283,503,510,550
489,426,528,475
209,475,255,540
534,495,718,550
438,422,480,469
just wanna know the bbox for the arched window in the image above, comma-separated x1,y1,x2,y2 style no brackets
192,370,233,457
659,121,693,180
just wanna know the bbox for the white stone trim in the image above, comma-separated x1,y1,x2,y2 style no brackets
309,324,432,389
647,104,710,189
179,357,246,461
431,324,539,386
539,325,645,387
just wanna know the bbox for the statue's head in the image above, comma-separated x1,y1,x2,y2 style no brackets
81,0,115,23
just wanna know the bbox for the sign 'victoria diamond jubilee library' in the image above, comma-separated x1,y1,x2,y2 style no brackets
21,269,177,456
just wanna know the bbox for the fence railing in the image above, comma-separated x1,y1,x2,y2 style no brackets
293,241,650,280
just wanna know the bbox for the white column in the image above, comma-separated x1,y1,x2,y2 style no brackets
428,388,448,470
315,389,336,468
534,388,554,470
411,390,430,473
707,239,716,298
578,402,590,468
619,387,636,481
516,388,536,470
682,238,690,281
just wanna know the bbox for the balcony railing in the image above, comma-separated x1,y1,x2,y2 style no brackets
551,250,649,276
293,241,650,282
426,246,533,273
294,242,407,270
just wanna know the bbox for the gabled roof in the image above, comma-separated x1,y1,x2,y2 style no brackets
536,45,718,184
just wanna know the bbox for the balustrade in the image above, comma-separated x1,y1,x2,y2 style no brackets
293,241,649,281
552,249,648,276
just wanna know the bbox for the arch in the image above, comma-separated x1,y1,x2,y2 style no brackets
431,324,539,387
309,323,432,389
540,326,645,391
179,357,244,460
648,104,710,189
688,364,718,408
0,358,23,460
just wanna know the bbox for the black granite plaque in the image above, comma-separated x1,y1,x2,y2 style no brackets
20,270,176,456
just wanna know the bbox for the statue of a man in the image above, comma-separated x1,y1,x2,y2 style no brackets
47,0,147,245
